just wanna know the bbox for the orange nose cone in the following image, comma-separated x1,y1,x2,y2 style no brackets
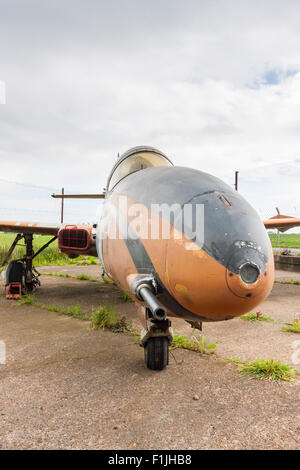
165,236,274,321
226,251,274,301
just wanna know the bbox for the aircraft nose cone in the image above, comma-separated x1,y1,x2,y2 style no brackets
165,218,274,320
226,240,267,275
225,241,273,299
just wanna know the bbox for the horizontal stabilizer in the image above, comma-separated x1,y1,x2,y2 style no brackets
264,214,300,232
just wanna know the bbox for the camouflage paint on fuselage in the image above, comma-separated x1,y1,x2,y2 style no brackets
98,162,274,322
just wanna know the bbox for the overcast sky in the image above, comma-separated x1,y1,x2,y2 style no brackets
0,0,300,228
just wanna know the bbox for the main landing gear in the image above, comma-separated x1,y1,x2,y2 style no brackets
140,307,173,371
1,233,57,299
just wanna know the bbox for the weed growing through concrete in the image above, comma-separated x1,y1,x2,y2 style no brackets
121,292,132,302
42,272,99,282
45,304,61,313
227,357,299,382
275,279,300,285
110,316,132,333
42,272,70,278
91,304,117,330
241,312,274,322
17,295,132,333
76,274,97,282
17,294,37,306
90,304,130,332
171,332,216,355
18,296,91,320
282,321,300,333
62,304,91,320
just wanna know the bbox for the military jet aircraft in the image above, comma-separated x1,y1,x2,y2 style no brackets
1,146,300,370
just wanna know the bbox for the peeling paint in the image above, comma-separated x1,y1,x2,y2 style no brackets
175,284,188,295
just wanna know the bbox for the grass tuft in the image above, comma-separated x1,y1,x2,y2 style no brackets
42,272,98,282
17,294,37,306
76,274,96,282
42,272,70,278
91,304,131,332
91,304,117,330
241,311,274,322
171,332,217,355
275,279,300,285
45,304,61,313
121,292,132,302
111,316,131,333
61,304,91,320
228,357,299,382
16,293,132,331
282,321,300,333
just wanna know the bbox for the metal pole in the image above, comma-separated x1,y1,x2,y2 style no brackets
234,171,239,191
24,233,34,291
276,208,280,247
61,187,64,224
277,229,280,247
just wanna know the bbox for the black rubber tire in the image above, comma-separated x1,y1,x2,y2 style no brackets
144,337,169,370
5,261,26,289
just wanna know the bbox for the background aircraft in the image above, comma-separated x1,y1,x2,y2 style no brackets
1,146,300,370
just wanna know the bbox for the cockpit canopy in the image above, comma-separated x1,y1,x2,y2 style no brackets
107,146,173,191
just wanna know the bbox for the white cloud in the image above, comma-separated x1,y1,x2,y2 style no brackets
0,1,300,229
0,80,5,104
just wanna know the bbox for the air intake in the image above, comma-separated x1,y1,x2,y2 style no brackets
58,226,90,251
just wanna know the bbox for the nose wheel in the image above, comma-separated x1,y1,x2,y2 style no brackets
144,337,169,370
140,307,174,371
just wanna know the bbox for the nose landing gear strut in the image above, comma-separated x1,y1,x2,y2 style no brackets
130,275,174,370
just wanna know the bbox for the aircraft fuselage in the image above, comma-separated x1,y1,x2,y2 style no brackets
98,162,274,323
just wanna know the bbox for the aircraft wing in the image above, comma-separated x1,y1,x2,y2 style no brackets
0,220,97,267
0,221,60,235
264,214,300,232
